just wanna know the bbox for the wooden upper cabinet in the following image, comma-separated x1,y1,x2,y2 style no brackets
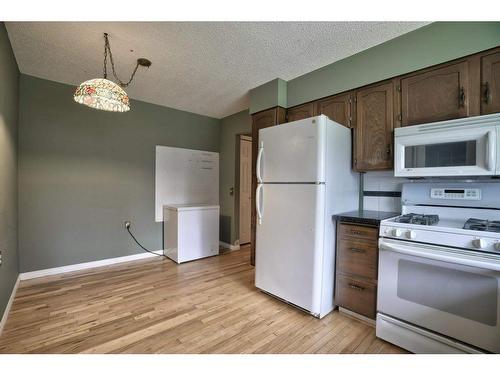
354,81,394,171
400,61,470,126
286,102,315,122
315,92,352,127
481,49,500,115
250,107,286,266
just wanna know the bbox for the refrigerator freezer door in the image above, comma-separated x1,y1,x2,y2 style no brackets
255,184,326,315
258,116,326,183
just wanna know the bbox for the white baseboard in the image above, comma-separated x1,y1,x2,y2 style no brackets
19,250,164,281
0,274,20,336
219,241,240,251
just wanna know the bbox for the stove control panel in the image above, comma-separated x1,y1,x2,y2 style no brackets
383,228,416,239
430,188,481,200
380,224,500,254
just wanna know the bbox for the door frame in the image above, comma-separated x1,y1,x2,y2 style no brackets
235,133,252,245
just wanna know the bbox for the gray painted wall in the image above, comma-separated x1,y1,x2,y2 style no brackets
18,75,220,272
249,78,287,114
0,23,19,318
219,110,251,245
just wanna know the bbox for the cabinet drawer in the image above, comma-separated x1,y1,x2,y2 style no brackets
337,239,378,280
338,223,378,242
335,274,376,319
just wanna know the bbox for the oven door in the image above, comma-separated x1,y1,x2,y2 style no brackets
378,238,500,353
394,125,497,177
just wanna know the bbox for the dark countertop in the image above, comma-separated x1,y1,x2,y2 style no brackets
333,210,400,227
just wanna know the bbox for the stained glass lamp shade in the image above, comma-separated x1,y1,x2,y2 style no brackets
74,78,130,112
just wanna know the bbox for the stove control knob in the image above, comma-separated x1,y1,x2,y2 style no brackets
391,228,402,237
494,242,500,252
472,238,487,249
406,230,417,240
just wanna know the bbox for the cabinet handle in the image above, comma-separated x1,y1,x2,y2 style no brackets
349,247,366,254
483,82,490,104
458,86,466,108
348,283,365,291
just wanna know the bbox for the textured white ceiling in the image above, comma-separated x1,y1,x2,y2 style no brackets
6,22,428,118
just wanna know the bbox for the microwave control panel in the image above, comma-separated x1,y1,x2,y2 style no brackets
430,188,481,200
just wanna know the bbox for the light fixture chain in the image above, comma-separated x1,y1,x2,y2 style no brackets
103,33,108,79
103,33,139,88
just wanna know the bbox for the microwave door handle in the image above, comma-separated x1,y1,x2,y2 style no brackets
486,130,495,172
379,239,500,272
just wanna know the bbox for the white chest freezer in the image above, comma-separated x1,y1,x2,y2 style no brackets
163,204,220,263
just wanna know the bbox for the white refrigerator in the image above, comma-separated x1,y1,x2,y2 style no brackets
255,115,358,318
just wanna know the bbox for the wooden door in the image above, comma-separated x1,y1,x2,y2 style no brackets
238,136,252,245
401,61,470,126
315,92,352,127
481,49,500,115
286,102,315,122
251,107,286,265
354,81,394,171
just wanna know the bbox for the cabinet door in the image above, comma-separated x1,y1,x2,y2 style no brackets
286,102,315,122
315,92,352,127
354,81,394,171
335,274,377,319
401,61,470,126
250,107,286,266
481,50,500,115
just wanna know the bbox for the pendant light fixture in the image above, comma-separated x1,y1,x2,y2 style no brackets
74,33,151,112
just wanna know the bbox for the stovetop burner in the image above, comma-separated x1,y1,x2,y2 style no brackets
463,218,500,233
393,213,440,226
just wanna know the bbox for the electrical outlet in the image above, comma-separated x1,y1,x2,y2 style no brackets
124,221,131,229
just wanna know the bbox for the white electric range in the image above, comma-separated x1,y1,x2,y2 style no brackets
376,181,500,354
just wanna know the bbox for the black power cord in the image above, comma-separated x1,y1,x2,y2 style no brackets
125,221,167,259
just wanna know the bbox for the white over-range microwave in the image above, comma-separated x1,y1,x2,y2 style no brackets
394,113,500,177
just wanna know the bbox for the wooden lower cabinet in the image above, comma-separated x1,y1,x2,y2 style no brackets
250,107,287,266
337,239,378,280
335,275,377,319
338,223,378,242
335,222,379,319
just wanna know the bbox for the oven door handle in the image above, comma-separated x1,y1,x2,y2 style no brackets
379,239,500,272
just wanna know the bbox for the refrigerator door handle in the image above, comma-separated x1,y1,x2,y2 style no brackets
256,183,263,225
256,142,264,183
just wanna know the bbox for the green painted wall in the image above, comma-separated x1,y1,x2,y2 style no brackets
0,23,19,318
287,22,500,107
18,75,220,272
249,78,287,114
219,109,251,245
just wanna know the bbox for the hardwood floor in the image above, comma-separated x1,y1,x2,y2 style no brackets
0,246,405,354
